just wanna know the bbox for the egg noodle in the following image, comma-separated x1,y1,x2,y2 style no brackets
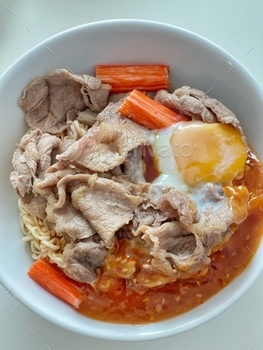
19,199,67,268
19,120,88,268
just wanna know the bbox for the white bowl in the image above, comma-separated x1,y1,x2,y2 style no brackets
0,19,263,341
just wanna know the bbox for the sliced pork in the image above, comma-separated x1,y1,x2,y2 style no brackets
155,86,242,132
36,133,61,176
57,103,150,173
77,108,98,127
20,193,47,220
142,221,209,276
157,188,199,228
19,69,111,134
71,177,141,247
63,238,107,283
192,197,233,254
149,183,237,263
132,206,168,234
10,129,61,197
45,197,96,241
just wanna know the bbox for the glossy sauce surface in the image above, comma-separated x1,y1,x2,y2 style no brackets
78,152,263,324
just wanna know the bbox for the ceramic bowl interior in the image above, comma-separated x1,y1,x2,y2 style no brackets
0,19,263,341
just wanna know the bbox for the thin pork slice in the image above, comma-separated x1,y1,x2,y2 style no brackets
142,221,209,276
10,129,61,197
71,176,141,247
57,103,150,173
45,197,96,241
19,69,111,134
155,86,242,132
63,238,107,283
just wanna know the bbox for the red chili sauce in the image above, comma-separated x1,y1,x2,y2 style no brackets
78,151,263,324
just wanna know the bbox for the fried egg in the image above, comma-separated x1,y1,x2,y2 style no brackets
149,120,248,219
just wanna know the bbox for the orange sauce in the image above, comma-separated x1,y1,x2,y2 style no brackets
78,152,263,324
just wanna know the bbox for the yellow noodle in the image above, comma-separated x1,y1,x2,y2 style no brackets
73,119,88,138
18,199,67,268
60,120,88,141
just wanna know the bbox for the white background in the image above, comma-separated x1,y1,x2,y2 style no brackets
0,1,262,349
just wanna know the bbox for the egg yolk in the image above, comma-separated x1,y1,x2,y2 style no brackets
170,122,247,186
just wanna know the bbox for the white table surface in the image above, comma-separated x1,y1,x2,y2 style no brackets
1,1,262,349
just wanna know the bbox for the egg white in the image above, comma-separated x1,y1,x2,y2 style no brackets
151,123,188,192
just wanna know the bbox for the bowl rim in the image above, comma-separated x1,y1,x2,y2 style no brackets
1,18,263,93
1,18,263,342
